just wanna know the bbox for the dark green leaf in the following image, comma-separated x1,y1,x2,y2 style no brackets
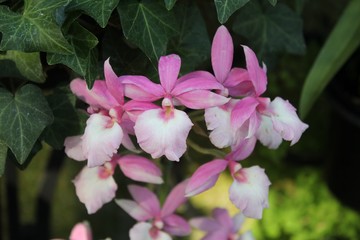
118,0,179,63
214,0,250,24
0,51,46,83
268,0,277,6
43,88,85,149
0,140,7,177
66,0,119,28
169,1,210,74
0,85,53,164
164,0,177,10
0,0,73,54
233,1,305,61
47,22,99,87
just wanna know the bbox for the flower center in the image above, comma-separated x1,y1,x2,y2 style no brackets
97,162,114,179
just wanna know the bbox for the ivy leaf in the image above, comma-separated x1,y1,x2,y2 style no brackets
118,0,179,63
0,85,53,164
268,0,277,6
0,140,7,177
42,89,85,149
47,21,99,87
164,0,177,10
169,1,210,74
214,0,250,24
66,0,119,28
233,1,305,61
0,51,46,83
0,0,73,54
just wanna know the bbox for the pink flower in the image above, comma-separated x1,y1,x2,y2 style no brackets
73,154,163,214
120,54,228,161
190,208,254,240
64,59,157,167
116,180,191,239
186,157,270,219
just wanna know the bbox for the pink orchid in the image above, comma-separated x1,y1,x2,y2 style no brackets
73,154,163,214
190,208,254,240
186,156,270,219
116,180,191,240
52,221,92,240
64,59,158,167
120,54,228,161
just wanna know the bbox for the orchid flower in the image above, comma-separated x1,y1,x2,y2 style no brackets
73,154,163,214
64,59,158,167
190,208,254,240
186,153,270,219
205,25,307,157
116,180,191,240
120,54,229,161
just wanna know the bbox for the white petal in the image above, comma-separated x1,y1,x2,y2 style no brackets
64,135,86,161
82,114,123,167
73,164,117,214
129,222,172,240
134,109,193,161
256,115,283,149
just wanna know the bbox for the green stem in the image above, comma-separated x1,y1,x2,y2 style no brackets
187,139,226,158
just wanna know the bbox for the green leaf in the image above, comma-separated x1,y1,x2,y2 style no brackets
233,1,305,60
268,0,277,6
42,88,85,149
0,0,73,54
66,0,119,28
118,0,179,63
0,85,53,164
299,0,360,118
214,0,250,24
164,0,177,10
47,21,99,87
0,51,46,83
169,1,211,74
0,140,7,177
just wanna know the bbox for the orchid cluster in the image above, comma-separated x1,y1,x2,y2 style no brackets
63,25,308,240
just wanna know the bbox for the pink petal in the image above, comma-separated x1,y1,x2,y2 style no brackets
120,75,164,101
175,90,229,109
177,70,217,84
120,131,138,152
82,114,123,167
134,108,193,161
163,214,191,236
158,54,181,93
115,199,153,221
223,68,253,97
123,100,160,122
128,185,161,217
212,208,232,229
229,166,271,219
231,213,245,234
161,179,189,217
242,45,267,96
70,78,118,110
202,230,229,240
64,135,86,161
256,115,282,149
104,58,124,105
185,159,228,197
268,97,308,145
129,222,172,240
118,155,163,184
227,136,257,161
171,77,223,96
69,222,92,240
73,164,117,214
211,25,233,83
230,97,259,133
189,217,220,232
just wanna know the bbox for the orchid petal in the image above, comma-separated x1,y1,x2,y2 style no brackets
256,115,282,149
172,77,223,96
189,217,220,232
229,166,271,219
212,208,232,229
128,185,161,217
82,114,123,167
123,100,160,122
177,70,217,84
239,231,255,240
120,76,164,101
161,180,188,217
121,132,138,152
158,54,181,93
73,165,117,214
175,90,229,109
64,135,86,161
69,222,92,240
118,155,163,184
232,213,245,234
134,108,193,161
115,199,153,221
231,97,259,132
227,136,257,161
211,25,233,83
129,222,172,240
70,78,118,109
202,230,229,240
163,214,191,236
223,68,253,97
185,159,228,197
242,45,267,96
104,58,124,105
